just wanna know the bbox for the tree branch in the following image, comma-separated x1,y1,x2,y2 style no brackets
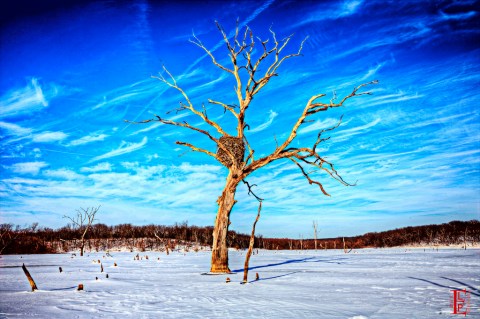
189,32,233,74
176,141,217,158
289,157,330,196
276,80,378,154
151,66,229,137
242,179,263,202
208,99,239,118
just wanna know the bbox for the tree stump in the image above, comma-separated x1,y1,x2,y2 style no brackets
77,284,84,291
21,264,38,292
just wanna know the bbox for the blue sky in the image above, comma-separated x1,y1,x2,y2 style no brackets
1,0,479,238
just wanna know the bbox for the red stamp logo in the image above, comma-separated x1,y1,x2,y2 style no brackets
451,289,471,316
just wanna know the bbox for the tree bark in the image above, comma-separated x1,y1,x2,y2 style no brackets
210,173,239,273
80,240,84,256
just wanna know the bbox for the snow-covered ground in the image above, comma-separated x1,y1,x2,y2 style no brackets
1,248,478,318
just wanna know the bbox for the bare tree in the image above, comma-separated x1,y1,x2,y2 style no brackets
129,21,377,272
154,231,170,255
288,239,293,250
342,237,352,253
313,220,318,251
63,206,100,256
0,224,20,255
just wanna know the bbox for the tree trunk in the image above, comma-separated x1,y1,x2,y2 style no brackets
22,264,38,291
80,240,85,256
243,202,261,283
210,173,239,273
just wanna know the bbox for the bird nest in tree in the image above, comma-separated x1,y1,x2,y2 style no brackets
216,136,245,168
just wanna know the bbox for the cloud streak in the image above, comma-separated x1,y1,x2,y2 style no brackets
0,121,32,136
249,110,278,133
8,162,49,175
293,0,364,27
68,133,109,146
32,131,68,143
89,137,148,163
0,78,55,119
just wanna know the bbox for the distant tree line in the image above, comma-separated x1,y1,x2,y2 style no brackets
262,220,479,250
1,220,478,255
0,221,251,254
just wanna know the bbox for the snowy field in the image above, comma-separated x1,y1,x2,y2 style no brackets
0,248,478,318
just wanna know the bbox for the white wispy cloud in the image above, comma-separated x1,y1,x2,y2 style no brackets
68,133,109,146
0,161,227,228
80,162,113,173
177,162,222,174
32,131,68,143
365,91,424,108
359,62,385,81
129,0,154,67
43,168,83,180
0,78,57,119
439,10,476,21
335,118,381,141
293,0,364,27
89,137,148,163
93,92,138,110
130,122,161,136
405,112,474,130
249,110,278,133
189,73,229,93
298,117,343,135
339,0,364,17
0,121,32,136
9,161,49,175
90,78,164,117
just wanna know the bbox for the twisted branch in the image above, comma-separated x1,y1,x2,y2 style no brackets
242,179,263,202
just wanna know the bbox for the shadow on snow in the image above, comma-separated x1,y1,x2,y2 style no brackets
231,256,350,274
408,276,480,297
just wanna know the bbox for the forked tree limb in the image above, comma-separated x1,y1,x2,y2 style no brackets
242,179,263,202
238,80,376,192
126,114,239,169
151,66,228,137
275,80,378,156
